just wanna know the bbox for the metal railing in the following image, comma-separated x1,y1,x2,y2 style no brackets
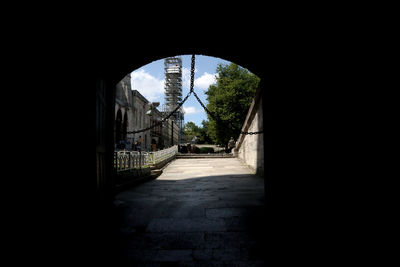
114,145,178,172
148,145,178,165
114,151,149,172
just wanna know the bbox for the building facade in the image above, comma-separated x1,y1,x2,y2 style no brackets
115,74,179,151
114,74,132,149
149,104,163,150
162,116,179,147
130,89,151,151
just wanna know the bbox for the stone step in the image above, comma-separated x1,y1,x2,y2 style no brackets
176,153,234,159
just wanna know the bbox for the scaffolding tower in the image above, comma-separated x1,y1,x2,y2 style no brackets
164,56,185,144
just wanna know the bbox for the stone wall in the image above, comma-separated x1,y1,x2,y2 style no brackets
130,90,151,151
235,89,264,177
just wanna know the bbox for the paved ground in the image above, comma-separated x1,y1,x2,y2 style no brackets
194,144,225,152
115,158,266,266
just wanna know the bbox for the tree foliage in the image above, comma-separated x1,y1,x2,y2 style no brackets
183,120,212,144
183,121,200,136
205,63,260,146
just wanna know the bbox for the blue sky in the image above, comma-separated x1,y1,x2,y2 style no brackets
130,55,231,126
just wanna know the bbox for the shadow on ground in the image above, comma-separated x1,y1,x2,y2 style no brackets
113,174,266,266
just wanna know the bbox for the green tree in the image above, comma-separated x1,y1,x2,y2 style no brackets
205,63,260,146
183,121,212,144
184,121,200,135
200,120,212,144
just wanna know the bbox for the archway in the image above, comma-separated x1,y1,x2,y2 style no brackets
100,52,269,190
111,54,267,264
92,49,271,266
94,49,271,194
28,33,278,266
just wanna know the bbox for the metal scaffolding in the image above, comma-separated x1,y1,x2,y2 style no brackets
164,56,185,144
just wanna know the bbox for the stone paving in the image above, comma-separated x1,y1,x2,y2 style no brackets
115,158,266,266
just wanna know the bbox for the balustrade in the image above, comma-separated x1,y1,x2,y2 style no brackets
114,145,178,172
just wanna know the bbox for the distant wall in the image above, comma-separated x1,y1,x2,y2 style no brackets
235,89,264,177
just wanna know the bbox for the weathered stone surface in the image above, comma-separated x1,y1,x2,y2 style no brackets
147,218,226,232
236,92,264,176
192,249,213,261
205,207,248,218
115,158,265,265
212,248,249,261
154,249,193,262
204,232,251,249
132,232,204,250
125,249,158,262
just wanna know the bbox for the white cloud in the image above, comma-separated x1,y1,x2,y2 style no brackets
183,106,200,114
131,67,217,104
183,69,217,91
130,69,164,102
195,72,218,90
182,67,197,89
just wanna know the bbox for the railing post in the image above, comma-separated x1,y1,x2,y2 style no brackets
128,152,132,171
114,145,179,173
118,152,121,171
122,152,126,171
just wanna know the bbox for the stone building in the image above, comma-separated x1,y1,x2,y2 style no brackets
130,89,152,151
114,74,151,151
148,103,163,150
115,74,179,151
162,115,179,147
114,74,132,149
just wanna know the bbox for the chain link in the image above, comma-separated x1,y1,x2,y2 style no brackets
126,91,192,134
192,91,218,121
190,54,195,93
125,55,196,135
240,130,263,135
122,54,262,136
192,89,263,135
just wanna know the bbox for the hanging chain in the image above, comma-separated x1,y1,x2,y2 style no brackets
192,91,218,121
192,86,263,135
189,54,262,135
193,91,263,135
190,54,195,93
123,54,262,136
126,91,191,134
240,130,263,135
125,54,196,134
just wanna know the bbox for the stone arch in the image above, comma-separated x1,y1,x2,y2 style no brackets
39,34,276,266
98,48,269,196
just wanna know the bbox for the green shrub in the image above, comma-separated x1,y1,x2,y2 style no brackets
193,146,201,153
199,147,214,154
